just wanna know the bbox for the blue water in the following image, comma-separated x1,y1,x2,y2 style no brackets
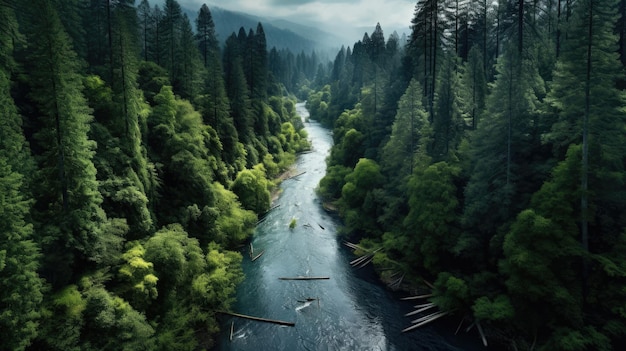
217,103,483,351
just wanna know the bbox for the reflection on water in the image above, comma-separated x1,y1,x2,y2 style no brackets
216,103,482,351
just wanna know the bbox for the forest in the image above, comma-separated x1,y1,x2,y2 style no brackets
307,0,626,350
0,0,317,350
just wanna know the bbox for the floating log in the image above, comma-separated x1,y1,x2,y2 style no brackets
285,171,306,180
218,311,295,327
251,250,265,262
249,243,254,255
229,321,234,341
423,279,436,289
278,276,330,280
317,223,325,230
401,294,433,300
402,311,450,333
297,297,319,303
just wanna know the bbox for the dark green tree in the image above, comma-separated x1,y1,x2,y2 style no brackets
26,0,115,285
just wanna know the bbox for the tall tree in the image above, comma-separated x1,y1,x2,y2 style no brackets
26,0,112,286
195,4,217,68
545,0,626,297
0,7,44,348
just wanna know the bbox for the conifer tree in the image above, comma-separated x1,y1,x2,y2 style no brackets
26,0,112,285
0,7,44,347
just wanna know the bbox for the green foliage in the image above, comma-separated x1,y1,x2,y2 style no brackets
191,242,243,312
403,162,461,272
117,242,158,311
38,285,85,351
472,295,515,322
230,165,272,214
0,158,44,351
289,218,297,229
432,272,470,312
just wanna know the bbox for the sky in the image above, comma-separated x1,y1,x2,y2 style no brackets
175,0,416,38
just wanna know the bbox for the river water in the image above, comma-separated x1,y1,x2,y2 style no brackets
217,103,482,351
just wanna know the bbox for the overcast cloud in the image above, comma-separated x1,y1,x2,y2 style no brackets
173,0,415,38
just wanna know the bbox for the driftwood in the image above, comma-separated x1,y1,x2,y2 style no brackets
404,303,437,317
476,320,488,347
388,273,405,290
400,294,433,300
410,310,446,325
349,247,382,269
229,321,234,341
278,276,330,280
284,171,306,181
297,297,319,303
402,311,450,333
454,317,465,335
218,311,295,327
423,279,436,289
317,223,325,230
251,250,265,262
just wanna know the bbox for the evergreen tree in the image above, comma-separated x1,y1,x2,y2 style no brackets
195,4,217,68
137,0,152,62
0,7,43,350
26,0,112,286
462,44,544,261
430,53,465,161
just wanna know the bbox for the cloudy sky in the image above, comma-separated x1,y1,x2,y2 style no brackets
175,0,416,37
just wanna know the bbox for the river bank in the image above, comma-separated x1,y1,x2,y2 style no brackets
216,103,482,351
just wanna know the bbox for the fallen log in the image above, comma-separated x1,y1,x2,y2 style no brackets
278,276,330,280
343,241,366,251
218,311,295,327
285,171,306,180
476,320,488,347
423,279,436,289
454,317,465,335
229,321,234,341
350,253,372,266
317,223,325,230
402,311,450,333
400,294,433,301
251,250,265,262
410,311,445,325
414,302,435,309
355,256,375,269
404,303,437,317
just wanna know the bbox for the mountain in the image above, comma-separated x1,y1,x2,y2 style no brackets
181,5,344,53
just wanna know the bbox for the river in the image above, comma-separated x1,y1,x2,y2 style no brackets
217,103,482,351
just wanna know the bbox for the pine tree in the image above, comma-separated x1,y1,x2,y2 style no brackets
462,44,544,257
26,0,111,286
0,7,44,346
545,0,626,335
137,0,152,62
195,4,218,68
0,158,44,351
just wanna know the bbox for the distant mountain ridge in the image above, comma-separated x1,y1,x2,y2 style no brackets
180,4,345,53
